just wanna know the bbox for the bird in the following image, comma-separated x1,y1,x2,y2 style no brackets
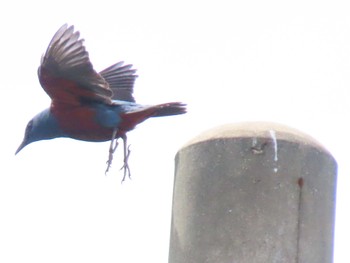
16,24,186,181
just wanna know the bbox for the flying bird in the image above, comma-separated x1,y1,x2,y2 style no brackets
16,24,186,181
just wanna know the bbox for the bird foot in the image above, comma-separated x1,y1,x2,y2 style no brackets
120,145,131,182
105,148,116,175
105,129,119,175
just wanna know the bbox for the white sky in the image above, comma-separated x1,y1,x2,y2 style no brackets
1,0,349,262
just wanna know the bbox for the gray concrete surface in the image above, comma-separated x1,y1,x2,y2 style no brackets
169,122,337,263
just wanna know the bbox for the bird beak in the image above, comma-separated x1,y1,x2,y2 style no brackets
15,140,27,155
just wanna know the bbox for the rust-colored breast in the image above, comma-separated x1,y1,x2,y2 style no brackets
51,102,114,142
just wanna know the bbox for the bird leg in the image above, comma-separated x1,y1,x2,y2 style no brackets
105,128,119,175
120,135,131,182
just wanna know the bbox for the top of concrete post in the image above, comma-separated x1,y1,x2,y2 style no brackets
183,122,330,154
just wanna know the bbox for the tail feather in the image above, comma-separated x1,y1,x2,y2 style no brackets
118,102,186,132
152,102,187,117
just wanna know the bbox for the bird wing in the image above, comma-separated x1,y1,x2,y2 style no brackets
38,24,113,106
99,62,138,102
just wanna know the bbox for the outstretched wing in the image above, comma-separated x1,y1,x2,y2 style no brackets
38,24,113,105
99,61,138,102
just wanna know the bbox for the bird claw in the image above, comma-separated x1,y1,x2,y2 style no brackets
105,151,114,175
105,129,119,175
120,145,131,182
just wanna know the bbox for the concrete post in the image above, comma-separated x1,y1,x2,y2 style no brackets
169,122,337,263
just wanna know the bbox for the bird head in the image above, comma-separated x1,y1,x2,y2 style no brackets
15,109,65,154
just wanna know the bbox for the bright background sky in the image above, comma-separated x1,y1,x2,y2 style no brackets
1,0,349,262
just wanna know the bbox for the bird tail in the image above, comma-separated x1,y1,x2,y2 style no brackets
151,102,187,117
118,102,186,132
